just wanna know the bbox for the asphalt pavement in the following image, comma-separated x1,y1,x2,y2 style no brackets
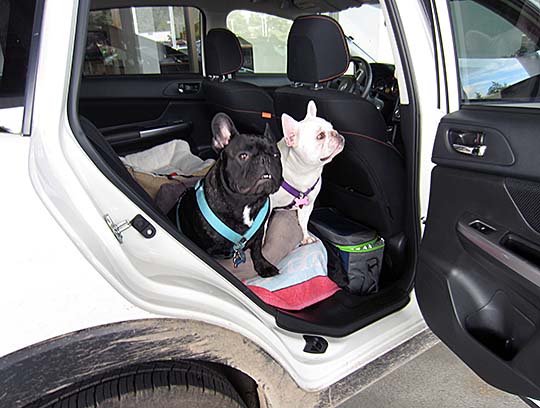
337,342,527,408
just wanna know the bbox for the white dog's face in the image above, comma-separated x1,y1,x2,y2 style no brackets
281,101,344,167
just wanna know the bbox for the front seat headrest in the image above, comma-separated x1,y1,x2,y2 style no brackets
287,15,350,84
205,28,243,76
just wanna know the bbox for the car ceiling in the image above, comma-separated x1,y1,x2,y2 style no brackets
90,0,378,19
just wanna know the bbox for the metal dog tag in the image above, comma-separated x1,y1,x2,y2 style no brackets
233,249,247,268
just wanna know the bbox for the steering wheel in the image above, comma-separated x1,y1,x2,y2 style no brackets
337,56,373,99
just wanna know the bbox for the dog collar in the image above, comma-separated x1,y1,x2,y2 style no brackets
195,180,270,267
281,178,320,209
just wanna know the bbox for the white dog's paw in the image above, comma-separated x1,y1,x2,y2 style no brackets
301,235,317,245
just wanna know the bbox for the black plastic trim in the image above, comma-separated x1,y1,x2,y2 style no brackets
21,0,45,136
277,287,410,337
385,0,421,294
0,96,24,110
425,0,440,109
432,0,449,111
461,103,540,115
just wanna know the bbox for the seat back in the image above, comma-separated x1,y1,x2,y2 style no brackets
202,29,279,136
274,16,405,241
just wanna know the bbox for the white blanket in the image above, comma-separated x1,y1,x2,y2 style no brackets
121,139,214,176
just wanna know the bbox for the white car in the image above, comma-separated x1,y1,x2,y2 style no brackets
1,0,540,407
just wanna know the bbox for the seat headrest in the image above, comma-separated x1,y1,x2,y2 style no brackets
205,28,243,76
287,15,350,84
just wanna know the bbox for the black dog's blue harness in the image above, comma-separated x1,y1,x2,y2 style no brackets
178,180,270,268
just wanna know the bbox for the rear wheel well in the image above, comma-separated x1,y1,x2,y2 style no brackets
201,360,261,408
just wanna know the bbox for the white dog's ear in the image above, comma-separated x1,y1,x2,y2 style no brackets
305,100,317,119
281,113,299,147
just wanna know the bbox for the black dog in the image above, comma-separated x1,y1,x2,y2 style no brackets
171,113,283,278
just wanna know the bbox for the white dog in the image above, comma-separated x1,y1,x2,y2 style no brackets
213,100,344,245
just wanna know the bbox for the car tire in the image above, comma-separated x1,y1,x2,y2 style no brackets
42,362,248,408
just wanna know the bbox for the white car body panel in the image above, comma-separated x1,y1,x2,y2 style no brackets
0,132,157,358
0,107,23,134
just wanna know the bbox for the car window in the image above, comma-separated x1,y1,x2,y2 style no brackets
449,0,540,103
226,10,292,74
0,0,40,134
84,6,203,76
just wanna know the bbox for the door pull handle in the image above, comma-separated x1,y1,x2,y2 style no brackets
452,143,487,157
449,129,487,157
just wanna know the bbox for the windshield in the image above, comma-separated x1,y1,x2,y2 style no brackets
324,5,394,65
226,4,394,75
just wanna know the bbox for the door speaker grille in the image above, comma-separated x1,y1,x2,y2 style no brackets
506,178,540,234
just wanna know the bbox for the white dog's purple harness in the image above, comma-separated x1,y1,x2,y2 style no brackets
281,178,320,210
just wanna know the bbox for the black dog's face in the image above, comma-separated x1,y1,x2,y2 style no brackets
213,115,282,197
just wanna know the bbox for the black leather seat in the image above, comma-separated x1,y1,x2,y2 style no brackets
274,15,405,245
202,28,279,136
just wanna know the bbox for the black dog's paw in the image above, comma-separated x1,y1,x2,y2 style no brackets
256,261,279,278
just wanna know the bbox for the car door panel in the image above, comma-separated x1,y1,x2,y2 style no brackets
99,119,193,155
79,76,211,156
417,105,540,398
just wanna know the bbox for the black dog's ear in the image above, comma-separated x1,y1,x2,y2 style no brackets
263,123,275,142
211,113,238,148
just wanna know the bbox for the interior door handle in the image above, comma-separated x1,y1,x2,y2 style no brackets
177,82,200,94
449,129,487,157
452,143,487,156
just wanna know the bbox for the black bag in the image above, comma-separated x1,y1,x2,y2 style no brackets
309,208,384,295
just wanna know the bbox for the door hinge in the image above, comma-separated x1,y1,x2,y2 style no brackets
104,214,156,243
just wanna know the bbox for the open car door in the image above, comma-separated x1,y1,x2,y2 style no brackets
417,0,540,402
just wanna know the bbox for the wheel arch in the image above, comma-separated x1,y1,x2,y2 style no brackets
0,318,311,408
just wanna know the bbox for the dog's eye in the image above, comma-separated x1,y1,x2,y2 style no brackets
273,152,279,158
238,152,249,161
317,132,326,140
